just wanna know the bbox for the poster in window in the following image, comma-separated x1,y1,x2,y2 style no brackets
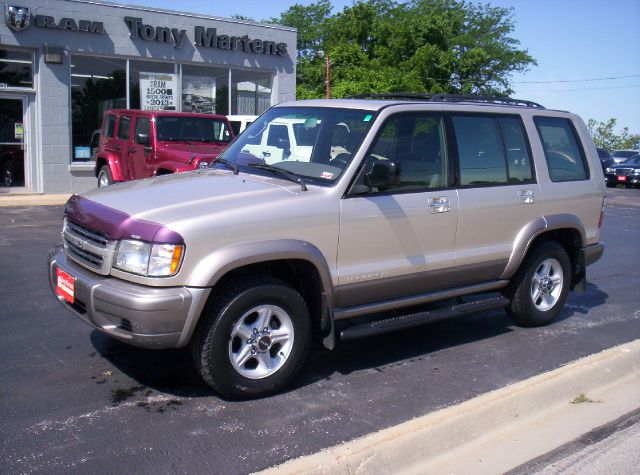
182,75,216,114
140,73,177,111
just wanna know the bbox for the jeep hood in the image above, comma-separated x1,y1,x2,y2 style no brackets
157,141,228,160
72,170,305,241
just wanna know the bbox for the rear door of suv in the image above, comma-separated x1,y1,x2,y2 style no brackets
450,113,541,279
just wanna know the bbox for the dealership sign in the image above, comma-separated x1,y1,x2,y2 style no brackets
124,17,288,56
4,4,104,33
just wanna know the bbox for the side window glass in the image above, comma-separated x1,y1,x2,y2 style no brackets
367,113,447,192
499,117,533,183
452,116,507,186
267,125,289,148
134,117,150,137
534,117,589,182
117,116,131,140
103,115,116,138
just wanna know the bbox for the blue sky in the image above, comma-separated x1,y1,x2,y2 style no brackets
119,0,640,134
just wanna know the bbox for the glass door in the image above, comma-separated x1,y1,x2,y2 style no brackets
0,97,26,189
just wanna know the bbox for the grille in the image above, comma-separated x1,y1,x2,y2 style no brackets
65,239,104,268
63,219,115,274
615,168,633,176
66,220,108,247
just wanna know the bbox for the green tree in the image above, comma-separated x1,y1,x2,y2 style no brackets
587,118,640,151
271,0,536,98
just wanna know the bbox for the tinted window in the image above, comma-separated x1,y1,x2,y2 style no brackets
267,125,289,147
499,117,533,183
452,116,507,186
367,113,447,191
229,121,241,136
103,115,116,138
134,117,150,137
534,117,588,182
117,116,131,140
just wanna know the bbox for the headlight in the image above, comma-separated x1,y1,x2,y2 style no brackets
605,167,614,173
114,239,184,277
633,168,640,175
198,161,209,169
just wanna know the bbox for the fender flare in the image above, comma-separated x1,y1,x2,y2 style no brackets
500,214,586,280
178,240,336,347
95,152,124,181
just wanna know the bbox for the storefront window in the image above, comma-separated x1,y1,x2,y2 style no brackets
182,64,229,115
231,70,273,115
0,48,33,88
129,60,176,111
71,55,126,161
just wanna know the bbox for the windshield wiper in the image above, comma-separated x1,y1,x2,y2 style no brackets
212,157,239,174
247,163,308,191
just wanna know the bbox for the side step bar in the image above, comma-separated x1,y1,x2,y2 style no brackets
339,296,510,342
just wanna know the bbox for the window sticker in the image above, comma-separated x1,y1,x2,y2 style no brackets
321,171,335,180
364,114,373,122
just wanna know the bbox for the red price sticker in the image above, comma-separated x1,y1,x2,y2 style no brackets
56,268,75,304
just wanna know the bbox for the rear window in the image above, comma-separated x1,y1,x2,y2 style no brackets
534,117,589,182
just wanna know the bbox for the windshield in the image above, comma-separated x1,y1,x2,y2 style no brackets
612,150,637,158
156,116,232,143
217,107,376,185
622,155,640,165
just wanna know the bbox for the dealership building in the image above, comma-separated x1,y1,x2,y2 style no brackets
0,0,296,193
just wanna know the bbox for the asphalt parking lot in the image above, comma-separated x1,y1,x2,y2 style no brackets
1,187,639,474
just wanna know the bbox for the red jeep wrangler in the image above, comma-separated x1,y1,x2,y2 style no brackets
95,110,233,187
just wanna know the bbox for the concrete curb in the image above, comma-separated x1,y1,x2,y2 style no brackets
260,340,640,475
0,193,72,207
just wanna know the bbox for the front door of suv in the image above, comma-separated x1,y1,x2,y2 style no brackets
450,114,541,278
337,112,459,308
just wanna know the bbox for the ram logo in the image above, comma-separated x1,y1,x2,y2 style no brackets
5,5,31,32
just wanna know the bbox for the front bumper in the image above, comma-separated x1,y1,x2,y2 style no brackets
48,246,210,349
605,174,640,186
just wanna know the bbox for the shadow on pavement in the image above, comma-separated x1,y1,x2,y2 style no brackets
91,283,609,400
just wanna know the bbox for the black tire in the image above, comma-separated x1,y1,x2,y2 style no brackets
97,165,113,187
505,241,571,327
191,277,311,399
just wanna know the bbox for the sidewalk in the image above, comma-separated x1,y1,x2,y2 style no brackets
261,340,640,475
0,193,71,207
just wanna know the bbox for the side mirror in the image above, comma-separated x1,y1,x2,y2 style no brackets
366,160,399,188
135,133,150,146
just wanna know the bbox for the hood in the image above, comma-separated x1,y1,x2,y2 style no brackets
74,170,306,240
157,141,228,161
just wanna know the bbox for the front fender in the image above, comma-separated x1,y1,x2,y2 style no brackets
187,239,334,299
96,152,124,181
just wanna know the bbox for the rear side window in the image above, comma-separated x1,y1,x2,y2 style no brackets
117,116,131,140
534,117,589,182
103,115,116,138
452,116,507,186
499,117,533,183
134,117,150,137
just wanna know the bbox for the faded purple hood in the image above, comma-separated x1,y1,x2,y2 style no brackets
64,195,184,244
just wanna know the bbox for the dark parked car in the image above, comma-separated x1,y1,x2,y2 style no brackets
597,147,613,170
604,154,640,187
611,149,639,164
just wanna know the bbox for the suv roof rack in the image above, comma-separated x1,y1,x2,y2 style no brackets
347,93,545,109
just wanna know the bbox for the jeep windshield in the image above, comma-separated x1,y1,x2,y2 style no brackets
216,107,376,185
156,116,232,144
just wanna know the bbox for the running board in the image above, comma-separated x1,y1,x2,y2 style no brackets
339,296,510,342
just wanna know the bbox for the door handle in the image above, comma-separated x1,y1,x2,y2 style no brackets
518,189,535,204
428,197,451,213
263,151,271,157
127,147,136,154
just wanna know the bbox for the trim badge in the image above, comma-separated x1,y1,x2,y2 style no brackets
5,4,31,32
